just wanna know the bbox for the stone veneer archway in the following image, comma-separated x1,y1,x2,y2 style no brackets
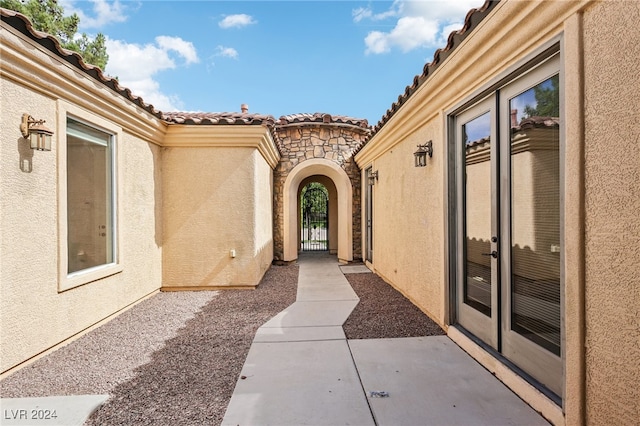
283,159,352,261
273,114,370,262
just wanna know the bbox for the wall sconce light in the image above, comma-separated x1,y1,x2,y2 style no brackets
368,170,379,185
20,114,54,151
414,140,433,167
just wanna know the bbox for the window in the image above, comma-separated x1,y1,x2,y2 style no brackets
66,118,115,275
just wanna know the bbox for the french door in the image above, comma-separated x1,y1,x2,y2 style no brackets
455,54,562,397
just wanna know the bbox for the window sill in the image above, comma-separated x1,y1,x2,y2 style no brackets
59,263,123,293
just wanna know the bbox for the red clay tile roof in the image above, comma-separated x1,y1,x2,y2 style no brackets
1,8,368,143
163,111,276,126
356,0,499,153
278,113,369,129
467,136,491,148
1,7,165,119
3,1,497,152
513,116,560,131
467,117,558,147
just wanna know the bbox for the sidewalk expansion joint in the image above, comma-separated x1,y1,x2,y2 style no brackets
346,339,379,426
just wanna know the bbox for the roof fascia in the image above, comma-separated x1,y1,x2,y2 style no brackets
361,1,500,143
1,9,163,119
163,125,281,169
356,0,588,167
1,20,167,144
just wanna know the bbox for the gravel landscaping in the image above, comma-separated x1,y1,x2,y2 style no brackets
343,271,445,339
0,260,444,425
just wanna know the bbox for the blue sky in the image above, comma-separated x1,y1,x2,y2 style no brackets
61,0,485,125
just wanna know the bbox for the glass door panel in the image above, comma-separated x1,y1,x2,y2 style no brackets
508,75,561,355
455,54,563,398
464,112,493,316
456,96,498,349
500,56,562,396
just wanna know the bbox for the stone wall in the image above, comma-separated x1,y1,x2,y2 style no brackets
273,117,369,261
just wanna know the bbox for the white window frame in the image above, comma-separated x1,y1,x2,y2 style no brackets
57,102,123,292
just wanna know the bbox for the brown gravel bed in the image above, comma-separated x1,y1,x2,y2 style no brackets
1,261,444,425
0,263,298,426
0,291,217,399
343,271,445,339
85,264,299,426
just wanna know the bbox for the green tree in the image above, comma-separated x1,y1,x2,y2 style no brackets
1,0,109,69
301,183,328,214
523,74,559,118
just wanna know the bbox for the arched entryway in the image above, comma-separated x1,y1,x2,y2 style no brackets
272,113,369,262
283,159,353,262
299,179,334,252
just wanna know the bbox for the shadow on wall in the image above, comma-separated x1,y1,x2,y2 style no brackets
18,137,34,173
150,143,162,248
194,238,274,288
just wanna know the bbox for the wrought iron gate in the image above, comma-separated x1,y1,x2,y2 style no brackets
301,186,329,251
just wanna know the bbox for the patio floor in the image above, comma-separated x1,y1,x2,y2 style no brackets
1,253,550,425
222,253,549,425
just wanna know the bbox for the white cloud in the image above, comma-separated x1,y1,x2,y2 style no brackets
61,0,128,30
352,7,373,23
219,14,256,29
439,22,464,44
104,36,199,111
215,46,239,60
402,0,482,22
366,16,439,54
364,32,390,55
358,0,485,55
156,36,199,64
353,2,402,23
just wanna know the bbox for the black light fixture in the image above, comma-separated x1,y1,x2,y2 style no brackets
20,114,54,151
414,140,433,167
368,170,378,185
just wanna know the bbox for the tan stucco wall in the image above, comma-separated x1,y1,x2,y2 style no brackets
0,77,163,373
355,1,588,333
162,146,273,288
355,0,603,423
1,21,279,371
254,151,276,270
582,1,640,424
367,119,446,325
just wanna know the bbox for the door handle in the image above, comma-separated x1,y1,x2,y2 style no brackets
482,251,498,258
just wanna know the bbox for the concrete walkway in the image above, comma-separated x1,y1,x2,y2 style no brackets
222,253,549,425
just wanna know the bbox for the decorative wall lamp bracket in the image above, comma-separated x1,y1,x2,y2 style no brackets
368,170,379,185
414,140,433,167
20,114,54,151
